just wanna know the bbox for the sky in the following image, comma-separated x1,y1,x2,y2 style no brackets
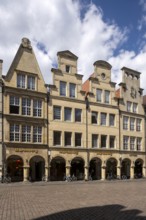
0,0,146,92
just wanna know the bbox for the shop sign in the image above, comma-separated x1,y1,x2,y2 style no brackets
129,154,137,157
15,148,38,153
59,151,78,155
96,152,112,156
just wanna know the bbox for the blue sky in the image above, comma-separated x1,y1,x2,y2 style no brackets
0,0,146,91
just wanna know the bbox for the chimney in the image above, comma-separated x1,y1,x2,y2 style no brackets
0,60,3,79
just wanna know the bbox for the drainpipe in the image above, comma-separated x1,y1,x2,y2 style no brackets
85,95,89,180
0,60,4,180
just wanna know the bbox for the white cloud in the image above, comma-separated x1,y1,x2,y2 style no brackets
1,0,146,95
0,0,127,84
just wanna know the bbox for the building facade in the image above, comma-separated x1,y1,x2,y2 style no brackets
1,38,146,182
0,60,3,178
3,38,48,182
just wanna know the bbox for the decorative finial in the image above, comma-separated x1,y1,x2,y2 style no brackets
21,38,32,49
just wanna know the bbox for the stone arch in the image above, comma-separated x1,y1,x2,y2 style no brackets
29,155,45,181
50,156,66,181
71,157,85,180
89,157,102,180
121,158,131,179
134,158,143,178
7,155,24,182
106,157,117,179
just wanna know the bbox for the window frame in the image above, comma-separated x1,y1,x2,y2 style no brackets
60,81,66,96
75,109,82,122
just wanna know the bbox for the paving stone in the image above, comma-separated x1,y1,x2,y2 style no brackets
0,180,146,220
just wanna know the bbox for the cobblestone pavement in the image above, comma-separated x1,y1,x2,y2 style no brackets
0,179,146,220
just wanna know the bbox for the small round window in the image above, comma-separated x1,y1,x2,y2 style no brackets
101,73,106,79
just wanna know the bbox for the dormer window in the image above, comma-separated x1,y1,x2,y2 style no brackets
17,74,25,88
66,65,70,73
28,76,35,90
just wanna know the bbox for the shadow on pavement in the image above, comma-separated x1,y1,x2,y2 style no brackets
33,204,146,220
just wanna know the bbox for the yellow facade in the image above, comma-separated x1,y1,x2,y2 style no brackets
1,38,146,182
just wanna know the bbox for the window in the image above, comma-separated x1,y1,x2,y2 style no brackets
105,90,110,104
66,65,70,73
75,133,82,147
92,134,98,148
10,96,19,114
60,81,66,96
64,107,72,121
96,89,102,102
127,101,131,112
33,126,42,143
75,109,82,122
123,136,129,150
69,83,76,98
65,132,72,146
130,137,135,150
137,138,141,151
123,116,128,130
130,118,135,131
10,124,20,141
91,111,98,124
27,76,35,90
54,106,61,120
22,125,31,142
54,131,61,146
22,98,31,115
101,135,107,148
136,119,141,131
110,136,115,148
100,113,106,125
33,100,42,117
109,114,115,126
17,74,25,88
133,103,137,113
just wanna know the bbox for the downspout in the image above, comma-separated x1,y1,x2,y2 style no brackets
85,95,89,180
